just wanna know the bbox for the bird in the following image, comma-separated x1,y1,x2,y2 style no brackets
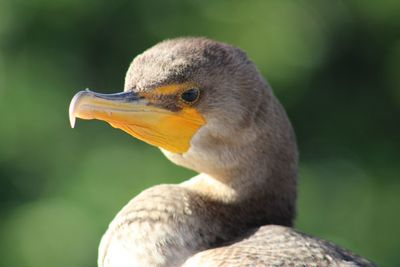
69,37,375,267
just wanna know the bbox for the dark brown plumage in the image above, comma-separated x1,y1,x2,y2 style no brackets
70,37,376,267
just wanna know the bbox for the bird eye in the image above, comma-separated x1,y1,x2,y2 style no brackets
180,88,200,104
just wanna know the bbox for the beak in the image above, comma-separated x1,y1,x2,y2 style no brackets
69,89,205,153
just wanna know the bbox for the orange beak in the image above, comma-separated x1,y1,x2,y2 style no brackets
69,89,205,153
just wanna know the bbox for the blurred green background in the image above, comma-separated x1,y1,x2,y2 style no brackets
0,0,399,266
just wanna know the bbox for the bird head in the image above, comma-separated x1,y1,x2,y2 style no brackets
69,38,295,179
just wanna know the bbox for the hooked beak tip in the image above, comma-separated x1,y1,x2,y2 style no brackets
69,112,76,128
69,90,88,128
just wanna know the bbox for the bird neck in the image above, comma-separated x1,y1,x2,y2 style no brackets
182,95,298,227
181,151,297,228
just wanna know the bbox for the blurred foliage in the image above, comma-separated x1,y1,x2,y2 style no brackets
0,0,399,266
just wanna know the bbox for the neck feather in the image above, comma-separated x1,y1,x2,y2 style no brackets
182,94,298,226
